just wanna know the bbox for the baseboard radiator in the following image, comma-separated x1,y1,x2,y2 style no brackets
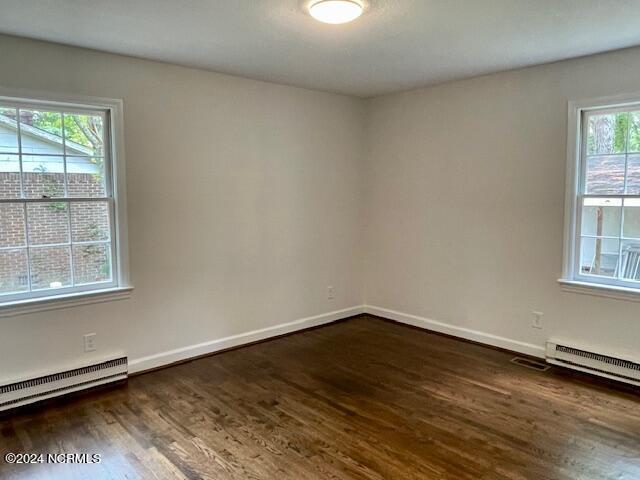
546,342,640,387
0,356,128,411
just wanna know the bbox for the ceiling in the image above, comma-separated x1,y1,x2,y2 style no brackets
1,1,640,97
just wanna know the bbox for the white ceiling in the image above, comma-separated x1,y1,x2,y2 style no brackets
1,1,640,97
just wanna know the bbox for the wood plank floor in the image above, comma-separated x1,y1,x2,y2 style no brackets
1,315,639,479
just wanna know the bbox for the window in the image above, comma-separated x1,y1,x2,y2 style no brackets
563,96,640,293
0,94,129,306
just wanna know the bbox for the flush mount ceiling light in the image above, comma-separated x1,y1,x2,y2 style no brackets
309,0,364,24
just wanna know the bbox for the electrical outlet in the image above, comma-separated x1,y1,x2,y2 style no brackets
84,333,97,352
327,285,334,300
531,311,544,329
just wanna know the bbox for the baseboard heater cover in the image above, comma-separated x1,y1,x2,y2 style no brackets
546,342,640,387
0,356,128,411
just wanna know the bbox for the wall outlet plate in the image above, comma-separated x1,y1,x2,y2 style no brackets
531,311,544,329
84,333,97,352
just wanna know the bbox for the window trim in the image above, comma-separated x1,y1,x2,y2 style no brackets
0,87,131,312
561,92,640,298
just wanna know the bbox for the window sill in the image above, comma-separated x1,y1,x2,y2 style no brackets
558,279,640,302
0,287,133,318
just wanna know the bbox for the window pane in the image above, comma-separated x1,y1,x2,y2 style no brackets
27,202,69,246
625,154,640,194
629,112,640,153
67,157,106,197
71,202,110,242
73,243,111,285
23,155,65,198
0,249,29,295
581,198,621,237
623,198,640,239
0,107,19,153
0,203,26,247
579,237,619,277
587,112,627,155
29,246,71,290
20,110,63,155
585,155,625,194
0,155,21,199
0,101,116,300
619,240,640,281
64,113,104,157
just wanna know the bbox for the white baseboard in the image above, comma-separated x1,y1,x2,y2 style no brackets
129,304,545,374
129,305,365,374
364,305,545,358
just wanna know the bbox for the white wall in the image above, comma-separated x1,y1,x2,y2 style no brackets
0,35,365,380
3,33,640,383
364,47,640,360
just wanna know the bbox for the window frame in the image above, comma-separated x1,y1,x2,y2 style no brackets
0,88,131,312
561,92,640,297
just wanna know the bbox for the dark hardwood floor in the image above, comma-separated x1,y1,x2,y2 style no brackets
1,315,639,479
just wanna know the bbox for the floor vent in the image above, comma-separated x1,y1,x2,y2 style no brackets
0,356,128,411
546,342,640,386
510,356,550,371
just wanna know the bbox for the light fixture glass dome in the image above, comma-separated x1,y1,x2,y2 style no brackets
309,0,364,24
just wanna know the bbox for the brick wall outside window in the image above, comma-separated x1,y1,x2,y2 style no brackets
0,172,110,294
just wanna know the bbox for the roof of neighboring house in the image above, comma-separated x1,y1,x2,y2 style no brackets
0,114,93,155
0,114,100,174
587,156,640,194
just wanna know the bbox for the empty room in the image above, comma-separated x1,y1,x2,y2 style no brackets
0,1,639,479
